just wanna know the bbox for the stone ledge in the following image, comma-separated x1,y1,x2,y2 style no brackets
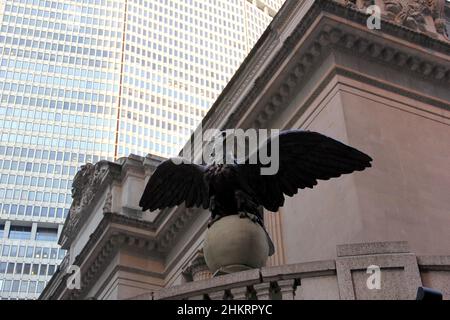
132,292,154,300
261,260,336,282
155,259,339,300
154,269,261,300
417,255,450,271
336,241,410,257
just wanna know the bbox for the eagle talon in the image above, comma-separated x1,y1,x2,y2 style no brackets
239,212,247,219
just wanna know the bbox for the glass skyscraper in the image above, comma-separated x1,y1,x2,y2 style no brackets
0,0,285,299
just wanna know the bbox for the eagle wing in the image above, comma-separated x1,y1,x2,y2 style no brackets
139,158,209,212
237,130,372,212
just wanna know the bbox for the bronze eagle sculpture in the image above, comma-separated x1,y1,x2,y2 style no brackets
139,130,372,254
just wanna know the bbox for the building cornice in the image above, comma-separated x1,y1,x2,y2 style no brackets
198,0,449,133
229,1,450,130
43,209,203,299
45,212,161,299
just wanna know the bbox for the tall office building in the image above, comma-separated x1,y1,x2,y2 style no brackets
0,0,285,299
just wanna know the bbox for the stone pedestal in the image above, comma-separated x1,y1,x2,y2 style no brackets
203,215,270,274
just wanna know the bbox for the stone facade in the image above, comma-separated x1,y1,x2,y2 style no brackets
40,0,450,300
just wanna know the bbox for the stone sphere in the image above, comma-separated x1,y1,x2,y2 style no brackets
203,214,270,274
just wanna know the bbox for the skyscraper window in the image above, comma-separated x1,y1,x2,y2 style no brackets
8,225,31,240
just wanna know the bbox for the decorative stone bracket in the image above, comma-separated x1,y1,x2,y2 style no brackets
182,250,212,282
61,161,120,248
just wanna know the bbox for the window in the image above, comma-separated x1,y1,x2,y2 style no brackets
34,247,42,258
26,246,34,258
35,227,58,242
11,280,19,293
10,245,17,257
0,262,6,274
42,248,49,259
37,281,45,294
18,246,25,257
20,281,28,293
15,263,22,275
31,264,39,276
2,245,9,256
6,262,14,274
2,280,11,293
8,225,31,240
23,263,31,275
28,281,36,294
39,264,47,276
48,265,56,276
0,224,4,238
